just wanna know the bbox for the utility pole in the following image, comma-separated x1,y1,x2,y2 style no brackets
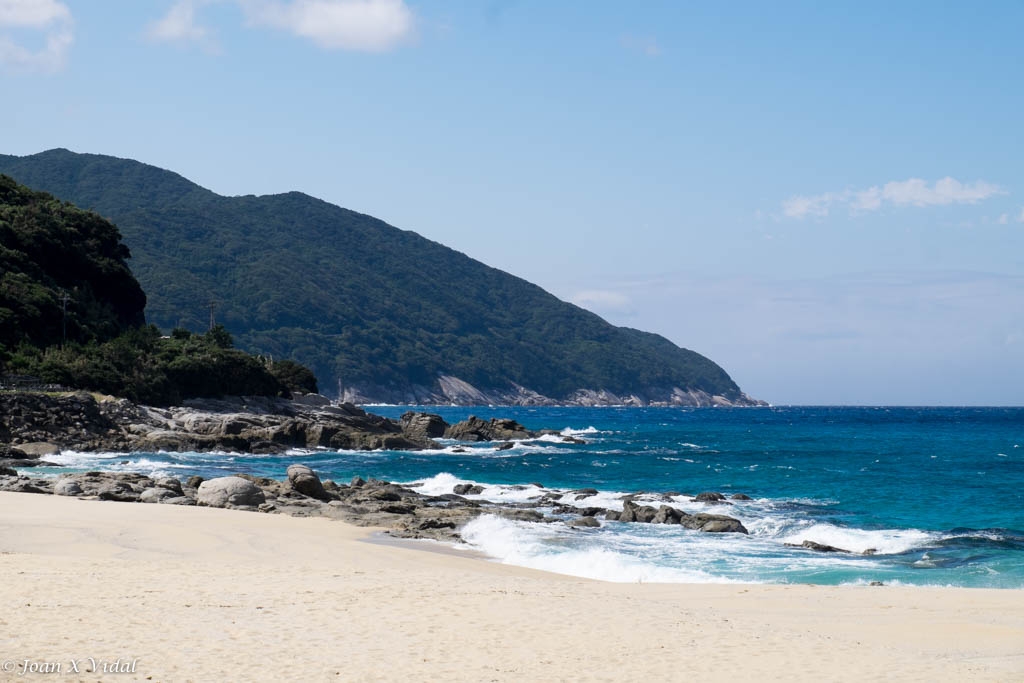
59,289,70,348
208,299,217,331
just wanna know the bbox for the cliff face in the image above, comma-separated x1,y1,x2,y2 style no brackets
0,149,762,406
339,375,766,407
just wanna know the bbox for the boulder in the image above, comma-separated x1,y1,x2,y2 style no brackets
17,442,60,457
399,412,449,441
495,442,515,451
569,516,600,528
140,487,179,504
155,477,184,495
186,475,205,489
350,476,366,488
785,540,849,553
196,476,266,508
1,446,30,459
652,504,683,524
730,493,752,501
444,416,536,442
618,500,659,523
0,466,17,477
680,513,748,534
692,492,729,504
53,478,83,496
97,483,140,502
286,464,328,500
453,484,485,495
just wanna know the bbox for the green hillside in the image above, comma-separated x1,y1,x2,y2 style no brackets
0,149,753,405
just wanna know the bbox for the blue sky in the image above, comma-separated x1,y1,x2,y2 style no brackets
1,0,1022,404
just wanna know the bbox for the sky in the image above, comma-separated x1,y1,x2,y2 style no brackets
1,0,1022,405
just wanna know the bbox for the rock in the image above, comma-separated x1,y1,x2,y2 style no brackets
286,464,328,501
399,412,449,441
380,503,416,515
730,493,752,501
161,496,196,506
785,540,850,553
680,513,748,534
692,492,730,504
17,442,60,457
618,500,659,523
569,516,600,528
863,548,878,556
869,581,885,587
495,441,515,451
350,476,366,488
453,484,485,495
561,436,586,444
196,476,266,508
186,475,204,489
444,416,536,442
140,487,179,503
53,479,83,496
1,446,30,459
0,466,17,477
572,488,599,496
604,510,621,521
496,509,546,523
97,483,140,502
155,477,184,495
652,504,683,524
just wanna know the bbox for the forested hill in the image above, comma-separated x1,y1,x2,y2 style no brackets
0,149,760,406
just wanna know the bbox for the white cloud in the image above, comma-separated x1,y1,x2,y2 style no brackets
243,0,414,51
997,213,1009,225
147,0,213,47
149,0,414,52
782,177,1005,219
0,0,73,72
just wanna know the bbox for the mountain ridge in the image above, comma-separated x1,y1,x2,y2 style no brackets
0,148,763,407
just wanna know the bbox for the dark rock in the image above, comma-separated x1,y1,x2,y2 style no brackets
97,483,140,502
155,477,183,495
186,475,204,489
496,509,545,523
380,503,416,515
869,581,885,586
399,412,449,441
350,476,366,488
495,441,515,451
604,510,621,521
572,488,599,496
444,416,537,442
0,466,17,477
692,492,730,504
561,436,586,444
618,500,659,523
784,540,850,553
730,493,752,501
684,515,748,533
286,463,329,500
453,484,485,495
863,548,878,556
569,516,600,528
1,446,30,459
652,504,683,524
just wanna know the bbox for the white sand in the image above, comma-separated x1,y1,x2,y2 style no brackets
1,492,1022,682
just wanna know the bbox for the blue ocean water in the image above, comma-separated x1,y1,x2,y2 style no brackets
48,406,1024,587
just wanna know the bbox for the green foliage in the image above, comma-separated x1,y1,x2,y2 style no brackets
0,173,146,351
10,327,291,406
205,323,233,349
268,358,319,395
0,149,744,400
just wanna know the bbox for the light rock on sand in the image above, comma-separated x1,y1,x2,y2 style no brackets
0,492,1022,682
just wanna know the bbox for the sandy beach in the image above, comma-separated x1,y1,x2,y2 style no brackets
0,492,1021,682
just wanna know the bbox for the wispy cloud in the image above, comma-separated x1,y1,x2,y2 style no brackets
571,289,634,316
620,33,661,57
149,0,414,52
147,0,219,51
1018,208,1024,224
0,0,73,73
782,177,1005,219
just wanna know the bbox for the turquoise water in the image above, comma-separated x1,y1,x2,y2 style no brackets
50,406,1024,587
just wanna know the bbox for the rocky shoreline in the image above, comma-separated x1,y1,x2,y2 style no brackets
0,462,751,543
0,391,577,459
0,389,752,547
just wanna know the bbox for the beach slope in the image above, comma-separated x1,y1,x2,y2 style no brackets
1,492,1021,682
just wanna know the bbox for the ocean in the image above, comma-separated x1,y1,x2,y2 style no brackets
47,406,1024,588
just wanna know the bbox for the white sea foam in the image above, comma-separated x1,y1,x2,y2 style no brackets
460,515,735,583
772,522,935,555
561,426,601,436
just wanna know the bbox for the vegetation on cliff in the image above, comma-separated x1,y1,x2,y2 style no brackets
0,149,746,402
0,174,315,405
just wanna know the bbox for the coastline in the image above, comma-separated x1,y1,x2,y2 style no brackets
2,492,1022,682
